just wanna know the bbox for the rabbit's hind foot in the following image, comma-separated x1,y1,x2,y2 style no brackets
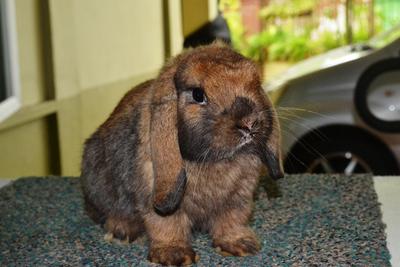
103,215,145,244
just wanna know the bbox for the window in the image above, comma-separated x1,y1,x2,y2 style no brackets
0,0,20,122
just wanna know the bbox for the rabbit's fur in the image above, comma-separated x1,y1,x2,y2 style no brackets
81,43,283,265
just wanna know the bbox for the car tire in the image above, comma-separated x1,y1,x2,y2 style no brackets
354,58,400,133
284,126,400,175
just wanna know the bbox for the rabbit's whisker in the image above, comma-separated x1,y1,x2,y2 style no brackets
277,106,332,119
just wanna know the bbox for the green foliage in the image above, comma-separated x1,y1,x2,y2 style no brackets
375,0,400,31
219,0,246,52
352,4,371,43
242,30,273,62
314,31,345,52
221,0,396,63
240,26,343,63
260,0,316,19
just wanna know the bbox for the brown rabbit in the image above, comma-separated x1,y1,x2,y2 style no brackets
81,42,284,266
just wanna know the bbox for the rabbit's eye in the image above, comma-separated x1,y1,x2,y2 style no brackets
192,87,206,104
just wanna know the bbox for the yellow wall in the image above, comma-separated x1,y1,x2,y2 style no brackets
15,0,48,106
0,117,55,177
182,0,211,37
0,0,214,178
73,1,165,90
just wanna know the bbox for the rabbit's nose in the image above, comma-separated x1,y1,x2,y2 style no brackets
236,125,251,135
236,118,257,135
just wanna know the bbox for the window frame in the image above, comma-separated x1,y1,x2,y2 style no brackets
0,0,21,122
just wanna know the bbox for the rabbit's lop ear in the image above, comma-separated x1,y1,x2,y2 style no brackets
259,107,284,180
150,67,187,216
262,142,284,181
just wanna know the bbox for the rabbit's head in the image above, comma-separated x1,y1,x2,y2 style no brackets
150,43,283,215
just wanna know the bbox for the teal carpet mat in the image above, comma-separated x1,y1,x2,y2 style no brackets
0,175,391,266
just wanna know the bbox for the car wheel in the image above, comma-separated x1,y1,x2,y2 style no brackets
354,58,400,133
284,126,399,175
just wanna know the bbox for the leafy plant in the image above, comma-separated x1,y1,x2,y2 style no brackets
219,0,246,52
259,0,316,19
221,0,398,64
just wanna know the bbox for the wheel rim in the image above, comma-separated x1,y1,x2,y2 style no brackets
307,152,372,175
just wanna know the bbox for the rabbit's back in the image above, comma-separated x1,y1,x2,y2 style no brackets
81,81,154,221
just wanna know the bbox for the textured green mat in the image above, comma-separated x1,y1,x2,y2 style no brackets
0,175,391,266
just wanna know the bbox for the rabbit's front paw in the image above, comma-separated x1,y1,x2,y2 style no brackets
213,235,261,257
148,245,199,266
